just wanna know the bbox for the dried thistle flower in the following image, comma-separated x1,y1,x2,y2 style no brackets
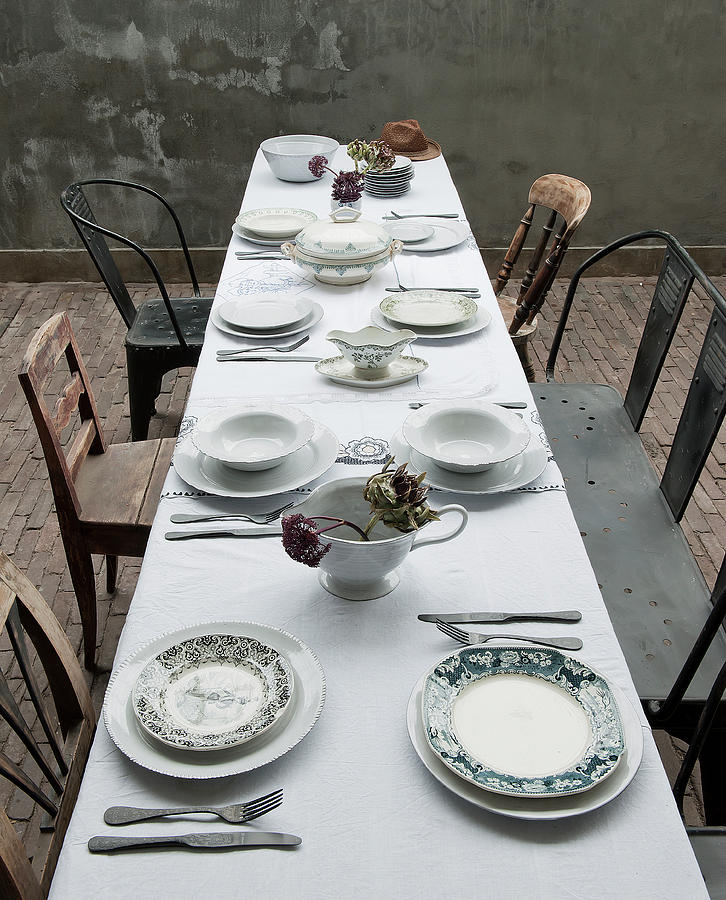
281,513,369,567
308,155,333,178
363,458,440,535
331,170,364,202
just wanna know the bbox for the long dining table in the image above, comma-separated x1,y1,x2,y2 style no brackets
49,145,708,899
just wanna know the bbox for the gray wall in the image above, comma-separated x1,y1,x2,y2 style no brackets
2,0,725,259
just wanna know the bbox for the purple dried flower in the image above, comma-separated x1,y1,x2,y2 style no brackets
281,514,332,567
308,155,329,178
331,171,364,202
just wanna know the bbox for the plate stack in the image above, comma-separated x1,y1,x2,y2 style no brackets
407,643,643,820
174,402,338,498
232,206,317,246
212,293,324,339
364,156,414,197
103,620,326,779
374,289,491,341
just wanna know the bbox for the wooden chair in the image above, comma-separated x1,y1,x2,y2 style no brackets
60,179,213,441
494,174,591,380
18,312,175,669
0,550,95,899
537,231,726,821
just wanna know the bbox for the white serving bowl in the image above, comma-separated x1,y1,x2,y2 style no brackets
325,325,416,370
192,403,315,471
402,401,531,473
260,134,339,182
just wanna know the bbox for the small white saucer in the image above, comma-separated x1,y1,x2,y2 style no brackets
211,302,324,339
315,355,428,388
383,222,434,243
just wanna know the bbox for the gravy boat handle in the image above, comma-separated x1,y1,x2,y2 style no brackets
410,505,468,550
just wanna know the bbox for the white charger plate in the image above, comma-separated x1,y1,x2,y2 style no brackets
390,431,548,494
381,291,478,327
315,355,428,388
236,208,317,238
407,667,644,820
104,620,325,779
231,223,284,247
370,304,492,340
218,295,313,330
211,302,324,339
399,219,470,253
174,422,337,498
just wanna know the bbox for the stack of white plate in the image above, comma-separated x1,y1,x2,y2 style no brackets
232,206,317,246
374,289,491,341
407,643,644,820
103,619,326,778
364,156,414,197
212,293,324,339
174,402,338,498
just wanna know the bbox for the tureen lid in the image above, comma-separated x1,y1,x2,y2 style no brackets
294,208,393,259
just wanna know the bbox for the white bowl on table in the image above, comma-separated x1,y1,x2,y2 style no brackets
192,403,315,471
402,401,531,474
325,325,416,371
260,135,339,182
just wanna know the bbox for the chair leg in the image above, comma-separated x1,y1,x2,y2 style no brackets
126,349,156,442
106,555,118,594
64,545,98,670
698,729,726,824
514,341,537,382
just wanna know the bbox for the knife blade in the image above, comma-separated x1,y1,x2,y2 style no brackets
88,831,301,853
419,610,582,624
216,355,321,363
165,525,283,540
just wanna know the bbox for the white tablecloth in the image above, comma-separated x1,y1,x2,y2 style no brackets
49,147,708,899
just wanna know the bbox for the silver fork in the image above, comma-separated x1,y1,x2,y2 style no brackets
217,336,309,358
104,788,283,826
170,500,295,526
435,619,583,652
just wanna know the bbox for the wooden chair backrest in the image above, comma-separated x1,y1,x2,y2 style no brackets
0,551,95,899
17,313,106,523
495,174,592,334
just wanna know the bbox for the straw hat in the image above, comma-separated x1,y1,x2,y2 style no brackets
380,119,441,161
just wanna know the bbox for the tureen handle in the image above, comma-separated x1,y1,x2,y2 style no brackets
280,242,297,259
330,206,362,224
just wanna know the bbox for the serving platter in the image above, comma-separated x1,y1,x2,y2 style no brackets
236,208,317,238
380,291,478,327
390,431,548,494
315,355,428,388
211,302,324,339
370,304,491,340
132,634,294,751
422,646,624,797
407,667,643,820
104,621,326,779
174,422,338,498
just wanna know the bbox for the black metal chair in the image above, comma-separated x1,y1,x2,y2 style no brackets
60,179,213,441
536,230,726,821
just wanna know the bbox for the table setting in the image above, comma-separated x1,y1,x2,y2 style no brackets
47,127,709,899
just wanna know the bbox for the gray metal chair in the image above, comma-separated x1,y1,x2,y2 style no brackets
536,230,726,821
60,179,213,441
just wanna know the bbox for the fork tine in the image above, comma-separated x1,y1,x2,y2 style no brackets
267,501,294,522
242,788,283,811
435,618,467,643
242,795,283,823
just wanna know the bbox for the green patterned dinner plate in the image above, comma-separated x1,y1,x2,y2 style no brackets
422,646,624,797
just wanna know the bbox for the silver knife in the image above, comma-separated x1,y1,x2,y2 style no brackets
384,287,480,294
216,355,320,363
409,401,528,410
419,610,582,624
165,525,283,540
88,832,301,853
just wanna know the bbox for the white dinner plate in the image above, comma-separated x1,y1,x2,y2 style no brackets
390,431,548,494
231,223,285,247
104,621,326,779
235,207,317,238
315,355,428,388
365,187,411,198
218,295,313,330
132,633,294,751
407,667,643,820
381,291,478,327
370,304,492,340
399,219,470,253
211,302,324,339
174,421,338,498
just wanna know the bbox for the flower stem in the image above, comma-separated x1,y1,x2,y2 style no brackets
312,516,370,542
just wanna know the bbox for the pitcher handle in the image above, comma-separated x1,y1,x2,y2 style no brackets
410,504,468,550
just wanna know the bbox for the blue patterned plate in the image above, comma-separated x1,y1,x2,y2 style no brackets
422,646,624,797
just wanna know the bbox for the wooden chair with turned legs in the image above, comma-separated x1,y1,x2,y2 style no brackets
17,312,174,669
494,174,591,380
0,550,95,899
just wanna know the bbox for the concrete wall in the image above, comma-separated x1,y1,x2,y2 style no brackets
2,0,725,270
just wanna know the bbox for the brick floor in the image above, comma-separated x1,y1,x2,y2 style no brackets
0,275,723,857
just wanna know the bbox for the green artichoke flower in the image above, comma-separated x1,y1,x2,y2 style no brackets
363,457,439,535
